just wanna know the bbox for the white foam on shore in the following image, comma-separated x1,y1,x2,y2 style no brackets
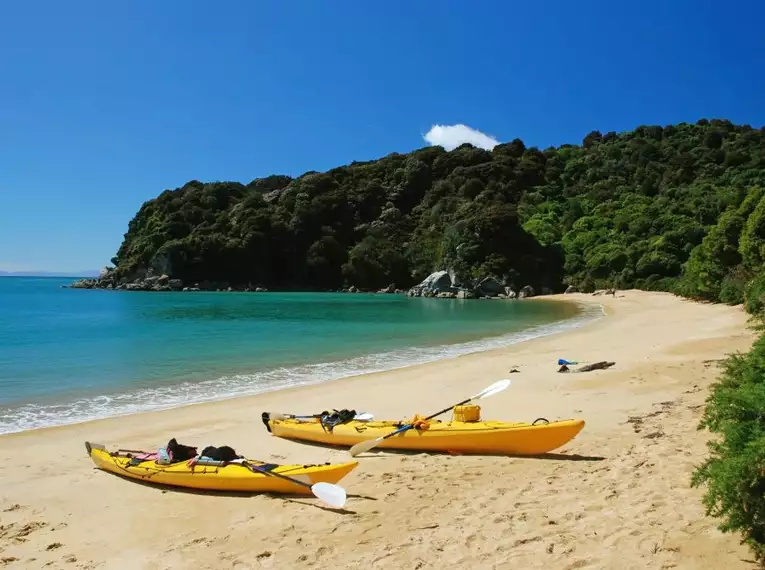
0,302,604,435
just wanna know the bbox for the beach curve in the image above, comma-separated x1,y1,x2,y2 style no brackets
0,297,602,436
0,290,758,569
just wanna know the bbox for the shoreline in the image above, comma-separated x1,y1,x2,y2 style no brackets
0,297,602,437
63,268,562,299
0,290,759,569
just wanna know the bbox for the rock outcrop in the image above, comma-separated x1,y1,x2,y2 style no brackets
592,288,616,297
518,285,535,299
405,271,552,300
67,267,196,292
477,276,504,297
68,278,98,289
407,271,459,297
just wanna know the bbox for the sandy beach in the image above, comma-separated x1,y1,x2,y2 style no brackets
0,290,759,569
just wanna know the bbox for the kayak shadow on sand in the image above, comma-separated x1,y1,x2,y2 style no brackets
517,452,605,462
280,498,358,515
273,438,605,461
355,450,606,461
91,468,371,512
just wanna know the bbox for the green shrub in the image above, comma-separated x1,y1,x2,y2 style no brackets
745,273,765,315
719,274,746,305
692,334,765,561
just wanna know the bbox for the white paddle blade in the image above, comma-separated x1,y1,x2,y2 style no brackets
474,379,512,400
311,482,347,508
349,438,381,457
354,412,374,421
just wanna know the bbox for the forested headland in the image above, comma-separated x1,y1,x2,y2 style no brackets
77,119,765,300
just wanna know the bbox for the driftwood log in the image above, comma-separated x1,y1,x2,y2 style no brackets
558,361,616,373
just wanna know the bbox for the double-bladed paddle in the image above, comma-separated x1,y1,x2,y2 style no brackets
242,461,348,509
347,379,512,457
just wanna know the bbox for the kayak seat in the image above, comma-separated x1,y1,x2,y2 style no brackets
187,457,281,472
319,409,358,432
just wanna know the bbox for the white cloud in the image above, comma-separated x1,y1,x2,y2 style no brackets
423,123,500,151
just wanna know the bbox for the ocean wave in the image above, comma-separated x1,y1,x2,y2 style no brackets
0,302,604,435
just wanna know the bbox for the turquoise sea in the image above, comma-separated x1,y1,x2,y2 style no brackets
0,277,601,435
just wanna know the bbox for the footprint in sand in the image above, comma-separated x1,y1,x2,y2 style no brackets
5,521,47,542
564,560,595,570
458,533,477,549
314,545,334,561
184,537,212,548
513,535,542,547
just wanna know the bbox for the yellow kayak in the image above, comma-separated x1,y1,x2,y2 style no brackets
262,415,585,456
85,442,358,494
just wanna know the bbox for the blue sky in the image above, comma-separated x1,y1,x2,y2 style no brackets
1,0,764,273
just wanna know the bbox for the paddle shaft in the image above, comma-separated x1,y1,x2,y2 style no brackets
379,396,474,442
243,461,312,489
424,397,473,422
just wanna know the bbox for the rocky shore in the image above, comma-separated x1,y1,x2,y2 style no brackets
65,268,267,292
404,270,547,299
66,268,584,298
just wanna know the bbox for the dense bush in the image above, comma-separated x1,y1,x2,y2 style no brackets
688,208,765,562
692,328,765,561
